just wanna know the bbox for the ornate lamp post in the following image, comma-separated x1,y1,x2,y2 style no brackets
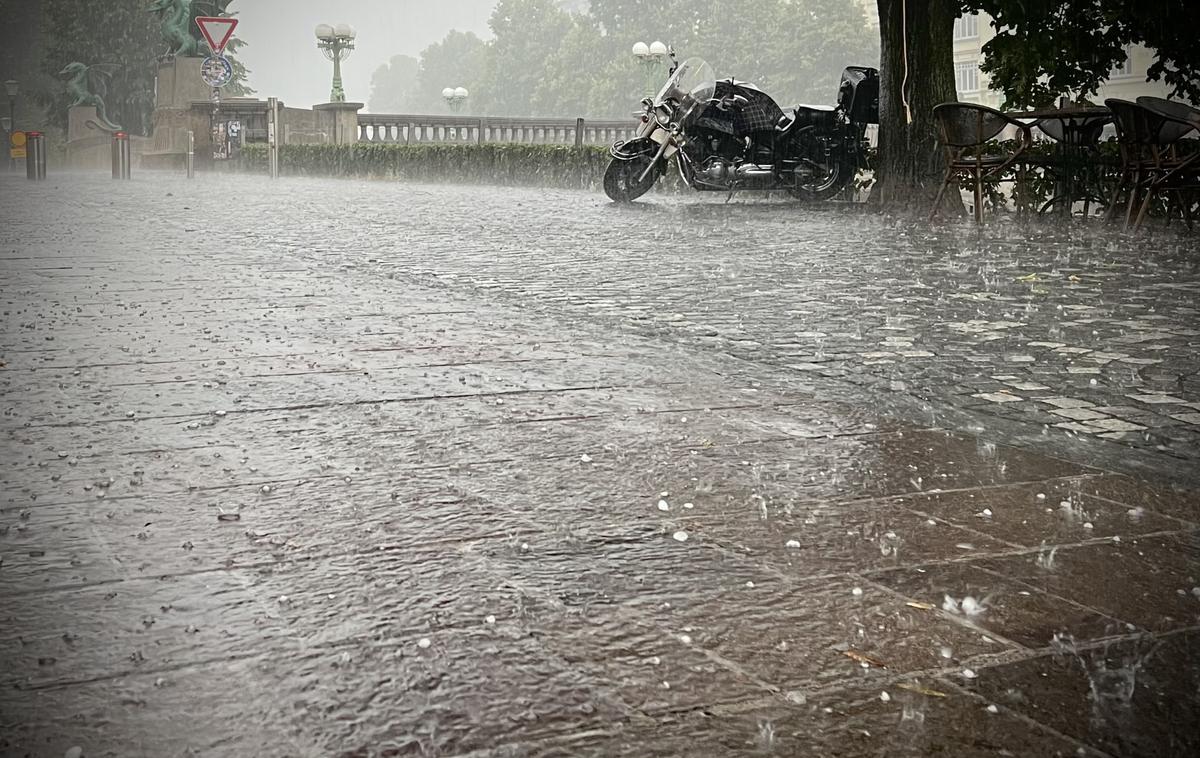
632,40,668,98
314,23,356,103
442,86,469,113
4,80,16,128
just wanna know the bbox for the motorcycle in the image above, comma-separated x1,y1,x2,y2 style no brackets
603,54,879,202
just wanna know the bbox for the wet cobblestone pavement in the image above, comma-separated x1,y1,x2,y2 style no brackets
2,173,1198,757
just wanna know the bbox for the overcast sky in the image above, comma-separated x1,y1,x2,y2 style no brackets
234,0,497,108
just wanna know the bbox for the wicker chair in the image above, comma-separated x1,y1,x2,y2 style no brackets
930,102,1035,223
1105,98,1199,229
1135,96,1200,229
1136,96,1200,130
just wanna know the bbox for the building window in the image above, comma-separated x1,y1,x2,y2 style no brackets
955,62,980,94
1111,46,1138,78
954,14,979,40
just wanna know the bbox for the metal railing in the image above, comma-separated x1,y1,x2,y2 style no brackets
357,114,639,147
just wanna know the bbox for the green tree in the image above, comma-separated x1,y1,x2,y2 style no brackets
969,0,1200,108
369,55,419,113
868,0,1200,210
0,2,55,133
561,0,877,113
477,0,573,116
409,31,489,113
385,0,875,119
38,0,163,134
869,0,958,210
35,0,254,135
533,15,638,117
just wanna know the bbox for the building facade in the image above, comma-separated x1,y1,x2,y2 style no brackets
952,12,1176,108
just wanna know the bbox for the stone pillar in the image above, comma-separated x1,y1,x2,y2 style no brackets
155,57,210,109
314,102,363,145
68,106,106,142
146,57,210,167
65,106,119,170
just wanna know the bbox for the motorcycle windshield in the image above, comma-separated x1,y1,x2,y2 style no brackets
654,58,716,125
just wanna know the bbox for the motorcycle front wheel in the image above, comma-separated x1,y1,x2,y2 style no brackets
603,156,658,202
789,157,856,202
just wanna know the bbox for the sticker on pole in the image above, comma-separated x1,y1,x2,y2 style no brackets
201,55,234,88
196,16,238,56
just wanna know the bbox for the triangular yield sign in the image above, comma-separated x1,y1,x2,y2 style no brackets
196,16,238,56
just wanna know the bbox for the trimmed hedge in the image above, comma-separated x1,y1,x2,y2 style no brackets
231,142,687,191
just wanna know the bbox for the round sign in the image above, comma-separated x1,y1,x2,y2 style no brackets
201,55,233,88
11,131,26,148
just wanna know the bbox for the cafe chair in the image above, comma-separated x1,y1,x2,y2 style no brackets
1136,97,1200,229
930,102,1035,223
1105,98,1199,230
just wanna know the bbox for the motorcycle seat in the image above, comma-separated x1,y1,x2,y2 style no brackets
777,103,837,132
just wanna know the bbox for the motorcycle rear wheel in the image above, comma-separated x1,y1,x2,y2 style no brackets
603,157,658,202
789,158,856,201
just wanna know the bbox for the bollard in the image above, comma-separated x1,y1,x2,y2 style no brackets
267,97,279,179
111,132,131,180
26,131,46,180
186,130,195,179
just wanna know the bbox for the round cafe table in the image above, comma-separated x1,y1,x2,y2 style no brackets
1007,106,1114,216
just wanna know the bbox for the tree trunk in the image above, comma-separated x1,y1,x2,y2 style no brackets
869,0,959,213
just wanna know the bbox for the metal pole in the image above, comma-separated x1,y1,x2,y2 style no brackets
26,131,45,180
267,97,279,179
273,98,280,178
112,132,131,179
330,42,345,102
186,130,195,178
8,95,16,173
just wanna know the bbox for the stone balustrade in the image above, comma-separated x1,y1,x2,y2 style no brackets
357,115,639,147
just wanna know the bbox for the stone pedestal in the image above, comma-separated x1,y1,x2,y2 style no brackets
314,102,364,145
68,105,117,142
64,106,146,170
146,57,211,166
155,57,210,109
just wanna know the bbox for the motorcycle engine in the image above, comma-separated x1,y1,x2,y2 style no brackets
698,157,734,184
697,130,741,161
689,128,742,185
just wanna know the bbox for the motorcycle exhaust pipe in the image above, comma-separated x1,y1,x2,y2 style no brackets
734,165,774,179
